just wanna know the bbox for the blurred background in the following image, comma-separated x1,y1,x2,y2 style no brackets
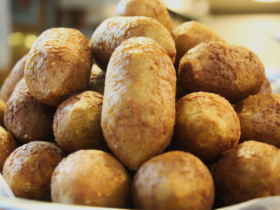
0,0,280,85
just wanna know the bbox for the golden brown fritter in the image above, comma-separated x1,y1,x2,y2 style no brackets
173,92,240,164
132,151,214,210
172,21,226,68
3,141,65,201
51,150,131,208
24,28,92,106
53,91,107,154
87,64,105,95
115,0,173,33
179,41,265,102
90,16,176,71
214,141,280,206
1,54,28,102
256,76,272,95
102,37,176,170
4,79,56,144
235,94,280,148
0,126,17,172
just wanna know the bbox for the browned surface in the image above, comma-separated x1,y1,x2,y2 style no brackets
0,126,17,172
115,0,174,33
90,16,176,71
4,79,56,144
256,76,272,95
101,37,176,170
1,54,28,103
51,150,131,208
87,64,105,95
178,41,265,102
173,92,240,164
24,28,92,106
53,91,107,154
172,21,226,68
3,141,65,201
235,94,280,148
214,141,280,206
132,151,214,210
0,100,6,128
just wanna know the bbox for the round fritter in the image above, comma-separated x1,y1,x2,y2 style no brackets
132,151,214,210
53,91,107,154
0,126,17,172
4,79,56,144
3,141,65,201
1,54,27,103
0,100,6,128
173,92,240,164
172,21,226,68
115,0,173,33
90,16,176,71
24,28,92,106
178,41,265,102
256,76,272,95
102,37,176,170
87,64,105,95
235,94,280,148
51,150,131,208
214,141,280,206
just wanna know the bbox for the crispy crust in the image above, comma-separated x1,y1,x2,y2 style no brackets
53,91,107,154
256,76,272,95
235,94,280,148
90,16,176,71
1,54,27,102
115,0,173,33
87,64,105,95
3,141,65,201
132,151,214,210
51,150,131,208
214,141,280,206
174,92,240,164
179,41,265,102
24,28,92,106
101,37,176,170
4,79,56,143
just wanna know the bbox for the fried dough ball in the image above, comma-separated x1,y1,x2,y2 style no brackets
235,94,280,148
172,21,226,68
51,150,131,208
0,100,6,127
0,126,17,172
87,64,105,95
173,92,240,164
3,141,65,201
115,0,173,33
256,76,272,95
24,28,92,106
214,141,280,206
90,16,176,71
1,54,27,102
53,91,107,154
132,151,214,210
179,41,265,102
102,37,176,170
4,79,56,144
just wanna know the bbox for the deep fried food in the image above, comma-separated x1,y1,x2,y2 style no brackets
256,76,272,95
87,64,105,95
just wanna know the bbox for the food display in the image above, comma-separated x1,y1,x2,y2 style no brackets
90,16,176,71
101,37,176,170
214,141,280,206
4,79,55,143
51,150,131,208
2,141,65,201
173,92,240,164
115,0,174,33
132,151,214,210
235,94,280,148
53,91,107,154
24,28,92,106
1,0,278,209
178,41,266,102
